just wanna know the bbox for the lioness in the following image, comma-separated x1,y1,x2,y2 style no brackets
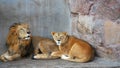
0,23,32,62
51,32,94,62
32,36,59,59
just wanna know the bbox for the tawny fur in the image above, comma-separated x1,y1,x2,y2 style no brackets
32,36,59,59
51,32,94,62
0,23,32,62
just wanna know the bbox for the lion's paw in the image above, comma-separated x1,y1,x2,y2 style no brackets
61,55,70,60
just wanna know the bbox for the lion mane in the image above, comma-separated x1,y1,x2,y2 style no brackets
0,23,32,62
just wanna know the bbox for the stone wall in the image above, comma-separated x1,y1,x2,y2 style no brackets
69,0,120,61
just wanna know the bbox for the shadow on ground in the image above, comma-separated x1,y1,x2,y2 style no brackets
0,57,120,68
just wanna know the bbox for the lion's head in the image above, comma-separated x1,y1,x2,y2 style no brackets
51,32,68,46
8,23,31,40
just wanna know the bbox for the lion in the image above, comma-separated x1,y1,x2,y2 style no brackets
51,32,94,62
32,36,59,59
0,23,32,62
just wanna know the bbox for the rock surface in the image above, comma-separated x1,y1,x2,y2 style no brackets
69,0,120,61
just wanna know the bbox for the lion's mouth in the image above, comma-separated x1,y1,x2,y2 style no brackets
24,34,31,40
56,41,61,46
24,37,30,40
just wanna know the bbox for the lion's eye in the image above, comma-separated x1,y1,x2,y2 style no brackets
20,30,24,34
20,29,25,33
60,36,64,39
20,28,24,30
27,27,30,30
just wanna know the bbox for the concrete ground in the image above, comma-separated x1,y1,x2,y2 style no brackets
0,57,120,68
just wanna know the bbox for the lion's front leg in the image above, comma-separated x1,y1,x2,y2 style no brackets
0,51,8,62
51,51,63,57
0,51,21,62
0,51,12,62
33,54,49,59
33,53,59,59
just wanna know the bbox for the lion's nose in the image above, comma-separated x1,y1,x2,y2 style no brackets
27,32,31,34
27,36,30,37
58,40,60,41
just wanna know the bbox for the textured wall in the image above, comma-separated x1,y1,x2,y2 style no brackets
0,0,71,54
69,0,120,61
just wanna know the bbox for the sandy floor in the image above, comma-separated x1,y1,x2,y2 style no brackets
0,57,120,68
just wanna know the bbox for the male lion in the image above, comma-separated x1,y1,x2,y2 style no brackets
51,32,94,62
0,23,32,62
32,36,59,59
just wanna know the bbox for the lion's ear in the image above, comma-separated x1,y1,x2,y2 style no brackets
25,23,29,26
63,32,67,35
51,32,56,35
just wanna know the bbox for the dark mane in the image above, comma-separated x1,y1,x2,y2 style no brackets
9,23,21,30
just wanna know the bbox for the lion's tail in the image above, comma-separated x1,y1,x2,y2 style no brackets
65,57,90,63
66,50,95,63
61,55,92,63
